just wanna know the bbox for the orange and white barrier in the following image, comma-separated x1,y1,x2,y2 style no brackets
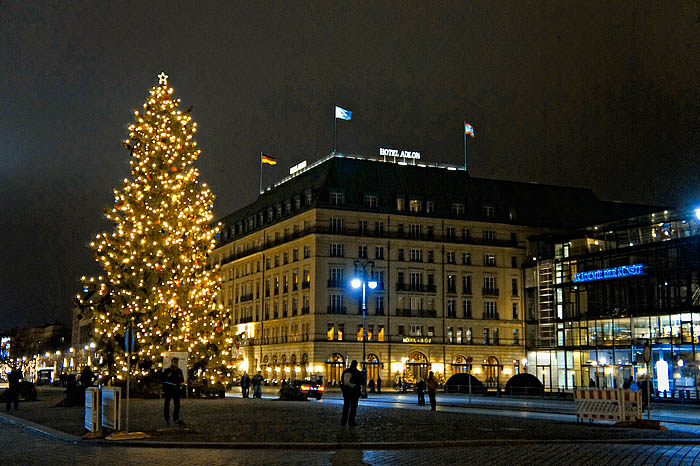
574,388,642,422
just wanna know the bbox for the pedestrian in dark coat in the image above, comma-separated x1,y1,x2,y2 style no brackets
368,378,376,393
340,360,362,426
162,357,185,426
426,371,439,411
416,378,426,406
6,365,22,411
252,371,264,398
376,375,382,393
240,372,251,398
80,366,95,387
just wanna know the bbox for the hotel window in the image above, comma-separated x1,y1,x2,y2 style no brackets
285,201,292,215
283,275,289,293
512,303,519,320
410,223,421,239
375,296,385,315
466,327,473,344
330,191,344,205
359,220,368,236
447,274,456,293
484,276,497,294
330,217,344,233
364,194,378,208
295,195,301,210
378,325,385,341
292,297,298,315
456,327,463,344
337,324,344,340
410,199,422,212
451,203,464,215
427,326,435,337
447,299,456,318
375,246,385,260
462,275,472,294
482,204,495,218
398,325,405,336
367,325,374,341
463,300,472,319
293,249,299,261
426,201,434,213
461,228,470,241
274,255,280,267
329,294,344,313
511,256,517,268
446,226,455,241
292,271,298,291
462,252,471,265
276,204,282,218
512,278,519,296
375,221,384,237
397,271,405,286
358,245,368,258
373,270,385,289
493,328,500,345
329,267,344,287
304,220,311,233
410,248,422,262
509,208,517,221
427,225,434,239
447,326,453,343
396,197,405,211
327,324,335,341
483,230,495,243
427,250,434,263
483,328,490,345
513,328,520,345
267,208,273,223
484,253,496,266
397,223,404,237
446,251,456,264
305,190,312,205
303,294,310,311
330,243,344,257
409,325,422,336
484,301,498,319
357,325,364,341
283,252,289,265
410,272,423,290
304,245,311,258
398,248,405,261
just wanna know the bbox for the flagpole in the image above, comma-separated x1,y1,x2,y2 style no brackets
333,108,337,154
259,152,263,195
464,123,468,171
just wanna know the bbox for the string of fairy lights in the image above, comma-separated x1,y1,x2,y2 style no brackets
77,73,232,383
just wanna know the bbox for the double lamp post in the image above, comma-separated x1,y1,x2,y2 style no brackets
350,259,377,370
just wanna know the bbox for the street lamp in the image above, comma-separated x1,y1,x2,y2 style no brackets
350,260,378,368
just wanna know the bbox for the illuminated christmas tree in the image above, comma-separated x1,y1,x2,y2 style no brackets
78,73,229,385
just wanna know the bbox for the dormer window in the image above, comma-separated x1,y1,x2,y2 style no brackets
396,197,405,212
364,194,378,208
330,191,344,206
409,199,422,213
426,201,434,213
482,204,495,218
451,203,465,215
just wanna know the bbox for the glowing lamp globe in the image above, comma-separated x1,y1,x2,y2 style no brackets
351,278,362,289
368,280,378,289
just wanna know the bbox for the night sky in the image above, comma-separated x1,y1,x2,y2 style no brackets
1,1,697,331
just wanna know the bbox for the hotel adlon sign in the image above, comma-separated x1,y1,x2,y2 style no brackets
379,147,421,159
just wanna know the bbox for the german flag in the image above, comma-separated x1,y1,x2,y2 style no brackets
261,154,277,165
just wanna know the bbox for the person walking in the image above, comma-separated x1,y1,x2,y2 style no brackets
376,375,382,393
252,371,264,399
6,365,22,412
426,371,439,411
240,372,251,398
162,357,185,426
368,378,375,393
340,360,362,426
416,378,426,406
80,366,95,387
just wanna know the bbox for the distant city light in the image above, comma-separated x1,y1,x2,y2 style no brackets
695,208,700,221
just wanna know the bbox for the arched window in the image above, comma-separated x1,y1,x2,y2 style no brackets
484,356,500,388
365,353,381,383
406,351,429,381
453,355,471,374
326,353,345,385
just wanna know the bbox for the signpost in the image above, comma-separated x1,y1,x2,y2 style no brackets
643,342,652,420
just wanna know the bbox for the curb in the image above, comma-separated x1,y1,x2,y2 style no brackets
0,412,80,444
4,412,700,450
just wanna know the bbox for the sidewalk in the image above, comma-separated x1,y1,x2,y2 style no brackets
2,387,700,448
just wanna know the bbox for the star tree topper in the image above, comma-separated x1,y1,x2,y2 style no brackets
158,72,168,85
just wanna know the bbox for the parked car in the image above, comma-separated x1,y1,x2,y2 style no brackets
291,379,325,400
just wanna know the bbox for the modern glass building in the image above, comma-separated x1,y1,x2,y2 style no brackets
526,208,700,395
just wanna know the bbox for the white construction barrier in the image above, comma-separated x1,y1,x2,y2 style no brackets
84,387,100,432
101,387,121,431
574,388,642,422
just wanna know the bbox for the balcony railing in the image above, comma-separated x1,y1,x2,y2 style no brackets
482,312,500,320
301,306,310,315
302,281,311,289
396,283,437,293
396,308,413,317
327,306,347,315
239,293,254,303
482,288,499,296
462,287,472,295
327,279,345,289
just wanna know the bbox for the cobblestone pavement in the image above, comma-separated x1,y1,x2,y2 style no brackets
4,422,700,466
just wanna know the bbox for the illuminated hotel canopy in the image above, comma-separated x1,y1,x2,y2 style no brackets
573,264,645,283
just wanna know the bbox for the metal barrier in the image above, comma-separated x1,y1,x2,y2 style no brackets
84,387,100,432
574,388,642,422
101,387,121,431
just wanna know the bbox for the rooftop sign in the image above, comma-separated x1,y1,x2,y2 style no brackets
573,264,645,283
380,147,421,159
289,160,307,175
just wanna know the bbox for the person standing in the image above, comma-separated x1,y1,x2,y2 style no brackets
80,366,95,387
240,372,251,398
426,371,439,411
376,375,382,393
252,370,264,399
368,378,375,393
6,365,22,412
162,357,185,426
340,360,362,426
416,378,426,406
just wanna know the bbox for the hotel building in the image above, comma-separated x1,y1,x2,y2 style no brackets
210,153,650,388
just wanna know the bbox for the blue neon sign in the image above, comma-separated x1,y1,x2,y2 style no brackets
573,264,645,283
